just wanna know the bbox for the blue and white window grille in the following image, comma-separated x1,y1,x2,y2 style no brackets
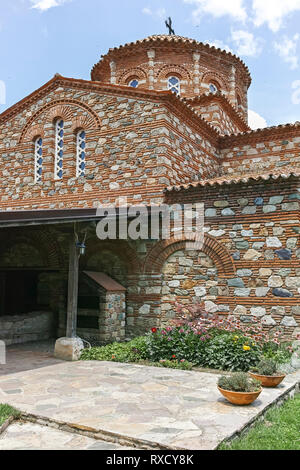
55,119,64,179
168,76,180,95
34,137,43,183
76,130,86,177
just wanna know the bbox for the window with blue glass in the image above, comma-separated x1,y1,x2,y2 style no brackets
76,130,86,177
55,119,64,179
209,83,218,94
167,76,180,95
129,79,139,88
34,137,43,183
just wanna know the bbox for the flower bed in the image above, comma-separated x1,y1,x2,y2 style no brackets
81,303,297,372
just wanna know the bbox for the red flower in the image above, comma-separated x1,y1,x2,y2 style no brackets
151,328,157,333
172,355,176,359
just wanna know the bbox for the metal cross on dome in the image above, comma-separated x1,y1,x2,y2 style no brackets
165,17,175,35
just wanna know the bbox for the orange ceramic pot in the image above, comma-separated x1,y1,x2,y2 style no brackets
249,372,286,388
218,386,262,405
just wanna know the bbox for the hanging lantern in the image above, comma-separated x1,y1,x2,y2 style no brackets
76,241,86,256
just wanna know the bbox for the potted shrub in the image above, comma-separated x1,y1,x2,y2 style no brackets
249,359,286,388
218,372,262,405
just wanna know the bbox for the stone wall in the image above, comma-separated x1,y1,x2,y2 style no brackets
0,311,55,345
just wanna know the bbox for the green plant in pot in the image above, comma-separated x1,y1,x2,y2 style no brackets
218,372,262,405
249,359,286,388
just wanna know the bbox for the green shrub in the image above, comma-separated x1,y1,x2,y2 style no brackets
157,359,194,370
146,326,210,363
262,342,293,364
80,336,148,363
218,373,261,393
253,359,278,376
201,333,261,372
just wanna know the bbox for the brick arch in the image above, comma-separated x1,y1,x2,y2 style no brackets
0,228,64,269
83,240,141,275
143,234,236,278
201,71,229,92
119,68,148,85
156,64,192,81
25,124,45,142
20,99,101,143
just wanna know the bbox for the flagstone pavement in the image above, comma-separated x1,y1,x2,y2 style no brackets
0,345,299,450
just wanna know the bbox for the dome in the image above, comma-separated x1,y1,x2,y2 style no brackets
91,34,251,121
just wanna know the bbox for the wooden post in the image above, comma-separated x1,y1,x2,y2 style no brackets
66,232,79,338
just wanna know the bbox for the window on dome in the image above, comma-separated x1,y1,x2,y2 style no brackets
76,129,86,177
129,79,139,88
34,137,43,183
55,119,64,180
168,76,180,95
209,83,218,94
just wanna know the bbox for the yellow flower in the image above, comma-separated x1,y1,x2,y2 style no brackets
243,345,251,351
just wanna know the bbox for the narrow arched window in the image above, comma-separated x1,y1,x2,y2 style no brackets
76,130,86,177
55,119,64,180
34,137,43,183
168,76,180,95
209,83,218,94
129,79,139,88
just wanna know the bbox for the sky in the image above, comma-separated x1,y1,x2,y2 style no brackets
1,0,300,130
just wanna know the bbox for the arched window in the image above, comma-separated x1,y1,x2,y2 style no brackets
168,76,180,95
76,130,86,177
129,79,139,88
237,94,242,109
209,83,218,94
55,119,64,180
34,137,43,183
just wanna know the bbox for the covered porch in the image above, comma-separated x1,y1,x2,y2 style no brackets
0,209,132,359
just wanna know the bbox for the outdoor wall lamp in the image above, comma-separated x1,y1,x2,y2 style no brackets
76,241,86,256
74,223,87,257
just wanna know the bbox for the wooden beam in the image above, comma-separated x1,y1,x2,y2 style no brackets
66,232,79,338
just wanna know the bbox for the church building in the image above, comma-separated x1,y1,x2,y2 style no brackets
0,33,299,350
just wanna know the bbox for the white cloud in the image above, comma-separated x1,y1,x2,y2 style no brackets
252,0,300,32
292,80,300,104
142,7,167,20
184,0,247,22
231,29,263,57
274,34,299,70
248,109,267,130
204,39,233,54
31,0,70,11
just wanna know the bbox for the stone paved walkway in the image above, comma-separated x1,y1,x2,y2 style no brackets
0,421,135,450
1,358,299,450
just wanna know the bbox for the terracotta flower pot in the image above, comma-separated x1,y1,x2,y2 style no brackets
218,386,262,405
249,372,286,388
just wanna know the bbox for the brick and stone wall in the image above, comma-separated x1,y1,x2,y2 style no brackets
163,178,300,339
221,132,300,176
0,79,220,211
